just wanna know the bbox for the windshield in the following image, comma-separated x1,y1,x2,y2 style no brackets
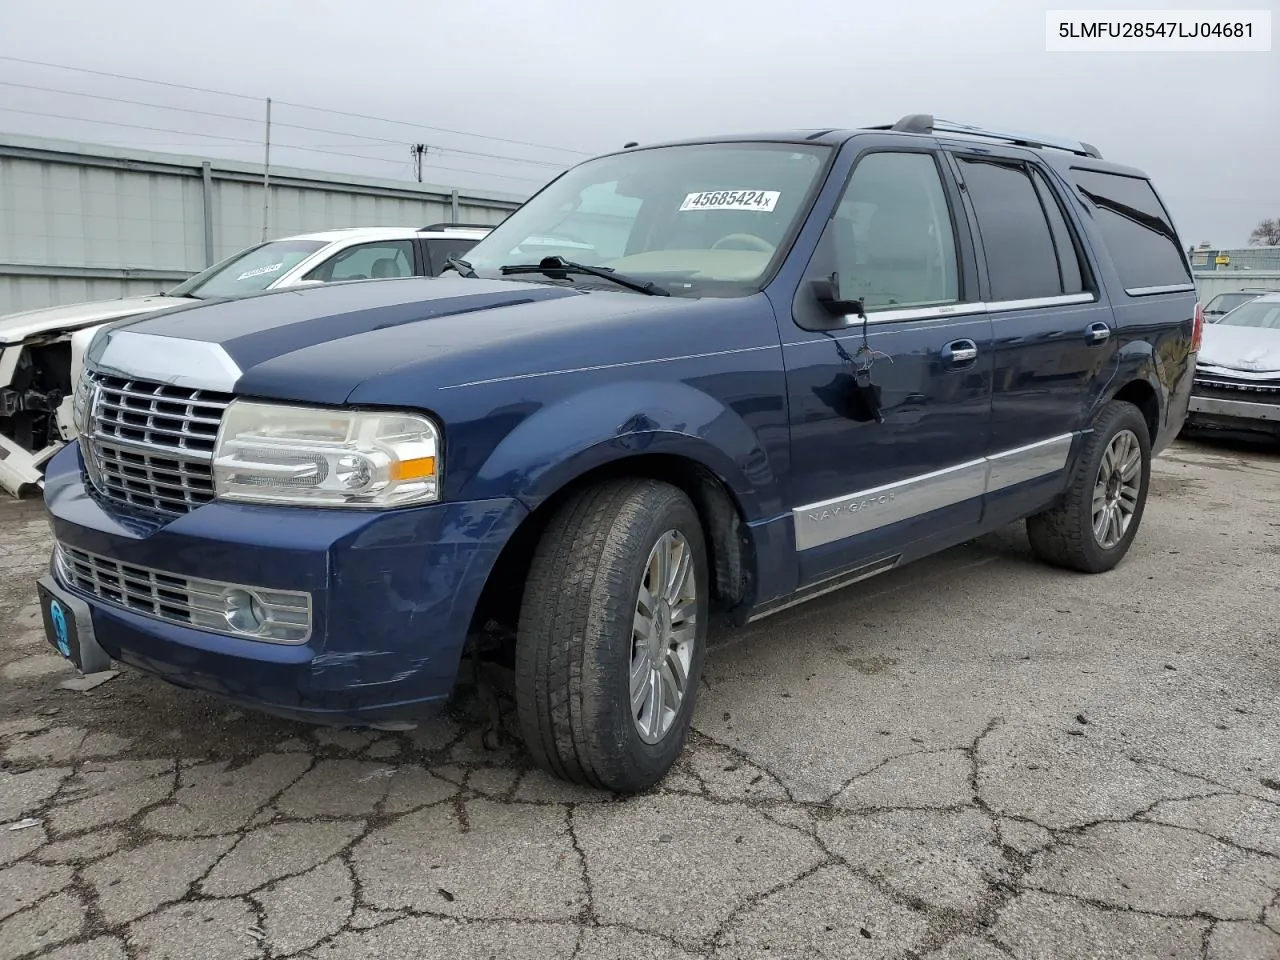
461,142,832,296
1205,292,1258,315
1219,299,1280,330
168,239,328,299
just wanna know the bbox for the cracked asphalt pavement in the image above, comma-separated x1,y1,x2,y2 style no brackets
2,436,1279,960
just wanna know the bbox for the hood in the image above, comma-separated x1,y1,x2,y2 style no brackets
0,295,191,345
1197,323,1280,376
96,276,684,403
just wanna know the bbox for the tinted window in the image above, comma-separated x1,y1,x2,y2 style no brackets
423,237,481,275
1068,169,1191,292
307,241,415,282
829,152,959,311
1030,167,1086,294
958,158,1062,301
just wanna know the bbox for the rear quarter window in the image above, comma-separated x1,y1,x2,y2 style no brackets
1068,169,1191,293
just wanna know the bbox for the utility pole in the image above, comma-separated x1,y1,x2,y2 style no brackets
261,97,273,241
410,143,427,182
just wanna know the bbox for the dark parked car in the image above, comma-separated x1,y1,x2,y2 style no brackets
37,115,1199,791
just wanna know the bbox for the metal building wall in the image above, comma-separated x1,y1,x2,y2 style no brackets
0,133,527,315
1192,270,1280,301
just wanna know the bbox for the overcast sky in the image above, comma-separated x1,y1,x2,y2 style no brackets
2,0,1277,245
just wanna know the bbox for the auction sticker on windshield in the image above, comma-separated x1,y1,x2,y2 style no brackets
237,263,285,281
679,190,780,212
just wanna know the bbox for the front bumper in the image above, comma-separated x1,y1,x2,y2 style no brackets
1187,395,1280,424
1186,370,1280,435
41,443,527,723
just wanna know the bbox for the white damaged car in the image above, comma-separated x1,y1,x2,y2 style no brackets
0,223,491,496
1185,291,1280,440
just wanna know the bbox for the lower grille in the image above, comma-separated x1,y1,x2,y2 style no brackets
54,544,312,643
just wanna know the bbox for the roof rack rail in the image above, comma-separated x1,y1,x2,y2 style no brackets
873,113,1102,159
419,222,494,232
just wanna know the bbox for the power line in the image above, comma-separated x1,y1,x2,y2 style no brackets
0,106,265,145
0,79,571,170
0,105,550,184
0,55,593,156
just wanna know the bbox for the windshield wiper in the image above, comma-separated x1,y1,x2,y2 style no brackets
442,256,477,278
500,256,669,296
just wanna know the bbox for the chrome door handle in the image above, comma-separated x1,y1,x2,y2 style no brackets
1086,322,1111,345
944,339,978,364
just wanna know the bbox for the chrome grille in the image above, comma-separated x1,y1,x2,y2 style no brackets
1193,374,1280,404
84,373,232,514
54,543,312,643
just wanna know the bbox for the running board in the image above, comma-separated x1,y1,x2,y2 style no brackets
746,553,902,623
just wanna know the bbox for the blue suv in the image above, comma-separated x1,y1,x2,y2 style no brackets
37,115,1200,792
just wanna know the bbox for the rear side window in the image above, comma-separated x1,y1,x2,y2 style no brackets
957,157,1084,301
423,237,481,275
1068,169,1191,292
1030,168,1085,295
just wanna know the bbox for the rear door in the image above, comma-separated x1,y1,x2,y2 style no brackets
1063,166,1199,453
942,148,1117,525
784,141,993,586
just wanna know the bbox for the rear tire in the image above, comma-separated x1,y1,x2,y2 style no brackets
514,479,708,792
1026,401,1151,574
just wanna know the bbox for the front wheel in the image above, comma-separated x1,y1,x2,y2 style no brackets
514,479,708,792
1026,401,1152,574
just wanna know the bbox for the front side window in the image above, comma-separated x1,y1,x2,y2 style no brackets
168,239,327,299
461,142,832,296
826,151,960,311
1217,299,1280,330
306,241,415,283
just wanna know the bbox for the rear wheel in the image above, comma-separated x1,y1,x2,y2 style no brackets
514,479,708,792
1027,401,1151,573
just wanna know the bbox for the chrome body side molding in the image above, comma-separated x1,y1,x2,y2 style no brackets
793,433,1077,551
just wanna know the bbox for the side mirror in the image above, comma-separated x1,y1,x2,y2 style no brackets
810,272,865,319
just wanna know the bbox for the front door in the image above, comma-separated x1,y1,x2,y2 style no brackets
783,143,994,587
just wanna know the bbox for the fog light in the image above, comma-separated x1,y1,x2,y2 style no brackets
223,588,267,633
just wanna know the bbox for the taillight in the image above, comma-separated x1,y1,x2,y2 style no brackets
1191,302,1204,352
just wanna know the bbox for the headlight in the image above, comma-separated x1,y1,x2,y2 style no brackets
212,401,442,508
71,370,93,434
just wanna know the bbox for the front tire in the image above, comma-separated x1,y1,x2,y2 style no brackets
1026,401,1152,574
515,479,709,792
